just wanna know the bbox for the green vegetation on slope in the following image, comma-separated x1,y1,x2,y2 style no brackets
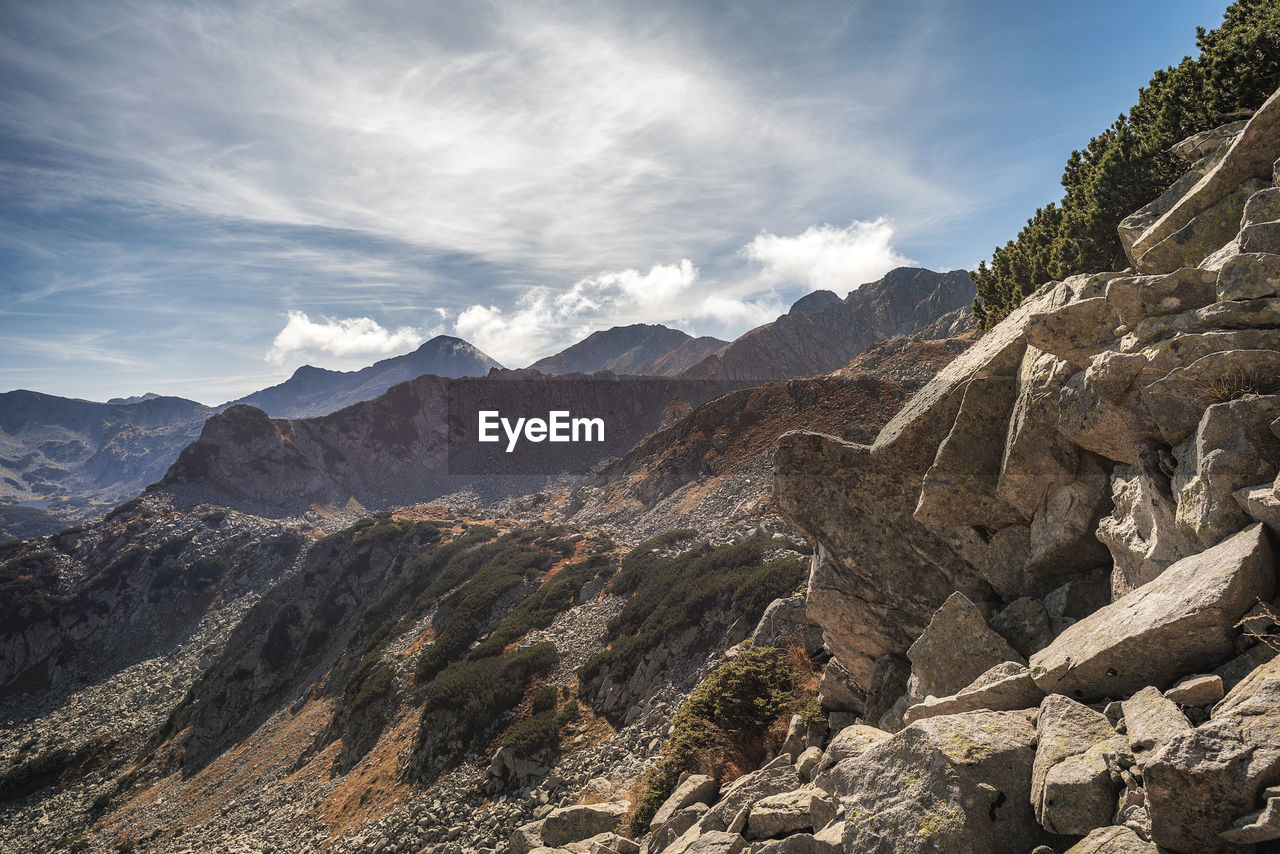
973,0,1280,327
629,646,819,833
413,529,576,682
417,641,559,748
584,533,807,684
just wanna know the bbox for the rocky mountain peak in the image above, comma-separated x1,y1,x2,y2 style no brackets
529,324,726,376
787,289,841,315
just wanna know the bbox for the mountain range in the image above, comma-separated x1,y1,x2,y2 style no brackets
0,267,974,531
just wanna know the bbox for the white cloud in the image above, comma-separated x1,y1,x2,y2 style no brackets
454,260,699,365
743,219,914,293
266,310,425,364
692,294,787,329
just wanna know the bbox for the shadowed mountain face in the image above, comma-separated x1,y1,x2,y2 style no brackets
0,391,213,522
231,335,503,418
683,267,976,381
157,373,754,516
528,324,726,376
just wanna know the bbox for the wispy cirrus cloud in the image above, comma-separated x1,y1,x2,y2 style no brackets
2,0,1224,401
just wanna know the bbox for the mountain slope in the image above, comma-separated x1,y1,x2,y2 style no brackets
683,267,975,381
529,324,726,376
0,391,213,521
232,335,502,418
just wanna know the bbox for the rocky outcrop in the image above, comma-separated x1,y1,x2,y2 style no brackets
730,85,1280,854
828,709,1044,853
1030,695,1125,835
776,93,1280,715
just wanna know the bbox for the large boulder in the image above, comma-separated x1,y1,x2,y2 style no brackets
512,821,546,854
1105,267,1218,328
996,349,1081,516
651,804,710,852
540,803,630,847
1145,655,1280,852
816,656,863,713
1136,181,1267,273
1031,695,1125,836
1025,297,1118,371
1120,686,1191,769
745,787,820,839
1172,395,1280,549
903,661,1043,726
697,756,801,834
811,724,889,793
1029,525,1276,699
1216,252,1280,301
651,774,719,830
832,709,1044,854
1096,456,1201,597
914,376,1025,527
906,592,1025,701
750,594,825,657
1063,825,1160,853
1236,472,1280,536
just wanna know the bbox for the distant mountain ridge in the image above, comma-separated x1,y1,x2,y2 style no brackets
683,267,975,381
0,390,213,523
528,324,726,376
231,335,502,418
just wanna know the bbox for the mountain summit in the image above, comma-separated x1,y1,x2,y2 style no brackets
231,335,502,418
528,324,726,376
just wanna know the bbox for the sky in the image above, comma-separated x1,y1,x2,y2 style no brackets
0,0,1234,404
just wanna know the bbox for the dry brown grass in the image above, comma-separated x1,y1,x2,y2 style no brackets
312,710,417,841
1195,368,1276,406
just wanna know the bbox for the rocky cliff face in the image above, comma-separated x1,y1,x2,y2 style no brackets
232,335,502,418
683,267,975,381
529,325,726,376
752,88,1280,853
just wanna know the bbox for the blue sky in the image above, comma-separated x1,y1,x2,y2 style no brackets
0,0,1232,403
